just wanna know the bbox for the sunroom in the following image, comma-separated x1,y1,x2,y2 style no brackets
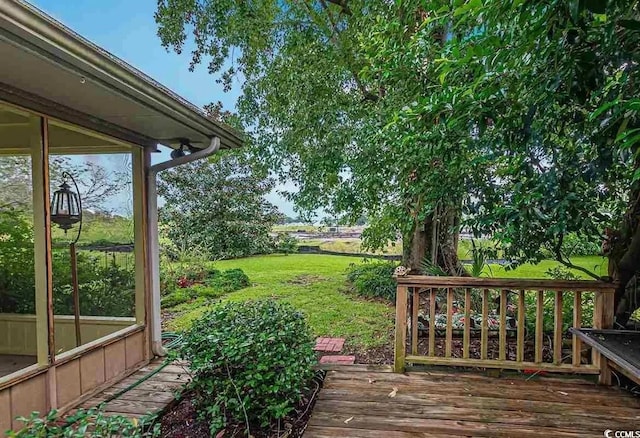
0,0,241,433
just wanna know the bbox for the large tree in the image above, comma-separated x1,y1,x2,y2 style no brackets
155,0,473,274
0,155,127,212
158,150,281,259
156,0,640,322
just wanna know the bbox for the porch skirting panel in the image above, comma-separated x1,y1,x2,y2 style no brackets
0,313,136,356
0,325,149,436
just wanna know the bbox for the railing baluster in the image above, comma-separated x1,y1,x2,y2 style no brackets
481,289,489,360
554,291,563,365
572,291,582,367
394,277,609,375
411,287,419,355
445,288,454,358
429,288,436,356
499,289,507,361
517,290,525,363
535,290,544,363
463,288,471,359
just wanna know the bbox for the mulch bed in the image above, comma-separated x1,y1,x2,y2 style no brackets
158,372,325,438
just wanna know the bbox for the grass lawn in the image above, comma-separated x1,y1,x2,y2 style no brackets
487,255,608,279
163,253,608,353
164,254,395,351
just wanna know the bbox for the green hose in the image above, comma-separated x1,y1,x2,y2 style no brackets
98,331,184,406
65,331,185,428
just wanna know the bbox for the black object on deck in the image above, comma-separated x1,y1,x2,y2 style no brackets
570,328,640,382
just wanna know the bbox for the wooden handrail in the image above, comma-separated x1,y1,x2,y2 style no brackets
393,276,616,383
395,275,617,291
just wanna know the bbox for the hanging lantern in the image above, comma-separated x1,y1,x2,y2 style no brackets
51,172,82,233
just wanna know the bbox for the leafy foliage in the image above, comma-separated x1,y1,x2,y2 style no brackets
0,209,36,313
274,233,299,255
156,0,640,316
8,408,158,437
176,300,316,433
0,155,128,212
0,210,135,316
161,265,250,308
346,261,397,302
158,150,281,260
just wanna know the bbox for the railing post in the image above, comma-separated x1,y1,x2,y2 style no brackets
394,284,408,373
593,289,615,385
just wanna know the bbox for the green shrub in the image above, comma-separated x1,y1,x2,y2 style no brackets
161,268,250,308
177,300,316,433
347,261,397,302
205,268,250,293
0,209,135,316
9,408,158,437
161,289,195,307
560,233,601,257
274,233,299,255
191,284,226,299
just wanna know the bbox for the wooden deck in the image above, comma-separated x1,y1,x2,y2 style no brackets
305,367,640,437
75,358,189,419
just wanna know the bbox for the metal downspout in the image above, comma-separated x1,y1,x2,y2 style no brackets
147,137,221,356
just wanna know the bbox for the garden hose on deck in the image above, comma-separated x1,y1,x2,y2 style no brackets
62,332,186,429
97,332,185,406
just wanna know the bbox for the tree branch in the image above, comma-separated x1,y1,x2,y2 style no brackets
318,0,379,102
325,0,351,15
553,234,602,281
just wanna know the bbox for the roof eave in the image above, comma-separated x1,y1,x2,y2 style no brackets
0,0,244,150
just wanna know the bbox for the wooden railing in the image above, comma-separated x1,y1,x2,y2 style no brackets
394,276,616,383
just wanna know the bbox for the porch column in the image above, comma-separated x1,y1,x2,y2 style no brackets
30,115,53,366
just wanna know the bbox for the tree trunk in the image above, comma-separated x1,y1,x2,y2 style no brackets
609,180,640,327
611,223,640,327
402,208,468,276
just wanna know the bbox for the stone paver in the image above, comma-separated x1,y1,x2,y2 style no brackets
314,337,345,352
319,355,355,365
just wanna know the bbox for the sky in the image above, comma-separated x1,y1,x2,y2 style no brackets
30,0,297,217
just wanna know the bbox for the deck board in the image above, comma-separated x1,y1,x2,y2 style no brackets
305,369,640,437
74,358,187,419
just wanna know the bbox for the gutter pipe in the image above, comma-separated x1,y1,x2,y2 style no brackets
147,136,221,356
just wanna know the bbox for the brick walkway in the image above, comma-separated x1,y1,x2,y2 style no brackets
315,337,355,365
319,355,356,365
314,337,345,353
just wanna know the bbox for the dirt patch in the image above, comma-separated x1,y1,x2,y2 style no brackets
158,373,325,437
287,275,325,285
347,343,395,365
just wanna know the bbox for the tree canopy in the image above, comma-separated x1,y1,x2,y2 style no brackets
156,0,640,321
158,150,281,259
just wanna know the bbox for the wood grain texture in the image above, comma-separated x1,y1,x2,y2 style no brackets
517,290,525,363
411,289,419,355
394,286,408,373
396,276,617,291
428,289,436,357
573,292,583,367
463,289,471,359
69,358,183,420
535,290,544,364
306,368,639,438
554,291,564,365
445,288,453,358
481,289,489,360
499,289,507,361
